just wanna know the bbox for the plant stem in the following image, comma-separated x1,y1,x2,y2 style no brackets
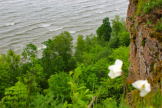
122,72,127,98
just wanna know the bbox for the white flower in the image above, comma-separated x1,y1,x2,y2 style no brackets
108,59,123,79
132,80,151,97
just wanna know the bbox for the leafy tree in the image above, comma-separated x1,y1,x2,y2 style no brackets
31,92,64,108
109,35,119,48
6,49,21,84
75,35,87,63
0,50,20,93
41,31,76,75
0,55,10,99
78,64,99,90
22,57,46,91
48,31,73,61
118,31,130,47
64,69,92,108
66,57,77,71
21,44,37,62
1,81,27,108
111,15,123,36
42,53,65,78
109,15,130,48
96,17,112,41
48,72,71,102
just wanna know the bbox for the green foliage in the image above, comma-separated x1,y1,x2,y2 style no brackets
48,72,71,102
109,15,130,48
146,21,151,27
136,0,144,16
64,69,92,108
1,81,27,108
97,98,118,108
23,57,46,91
100,46,133,104
21,44,37,62
125,87,162,108
6,49,21,84
109,35,119,48
2,16,162,108
143,0,162,14
75,35,87,63
45,31,73,61
0,55,10,99
0,49,20,99
42,53,65,78
96,17,112,41
82,36,112,66
109,46,130,74
74,64,98,91
152,89,162,108
41,31,76,78
154,17,162,32
111,15,123,36
118,31,130,47
19,57,46,107
136,0,162,16
140,39,146,47
31,92,64,108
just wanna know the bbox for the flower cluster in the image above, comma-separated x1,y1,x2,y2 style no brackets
108,59,151,97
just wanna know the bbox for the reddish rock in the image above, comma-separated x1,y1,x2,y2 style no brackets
126,0,162,84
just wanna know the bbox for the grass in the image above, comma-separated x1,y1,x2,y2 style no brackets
124,85,162,108
136,0,162,16
146,21,151,27
154,17,162,32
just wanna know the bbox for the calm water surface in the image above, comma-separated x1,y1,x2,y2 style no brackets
0,0,129,57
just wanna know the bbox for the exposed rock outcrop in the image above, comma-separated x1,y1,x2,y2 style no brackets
126,0,162,85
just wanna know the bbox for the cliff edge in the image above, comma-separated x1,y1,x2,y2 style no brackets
126,0,162,85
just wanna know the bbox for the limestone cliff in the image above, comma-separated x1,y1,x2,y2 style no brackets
126,0,162,85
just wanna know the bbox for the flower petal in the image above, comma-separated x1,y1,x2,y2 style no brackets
115,72,122,78
115,59,123,68
113,68,122,73
140,90,149,97
108,65,114,70
108,71,115,79
144,81,151,92
132,80,145,90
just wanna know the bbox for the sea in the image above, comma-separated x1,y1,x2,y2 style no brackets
0,0,129,57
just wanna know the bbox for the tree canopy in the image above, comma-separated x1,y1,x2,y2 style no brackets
96,17,112,41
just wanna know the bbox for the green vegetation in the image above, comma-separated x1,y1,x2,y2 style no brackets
96,17,112,41
0,15,162,108
140,39,146,47
136,0,162,16
126,88,162,108
146,21,151,27
109,15,130,48
154,17,162,32
134,0,162,43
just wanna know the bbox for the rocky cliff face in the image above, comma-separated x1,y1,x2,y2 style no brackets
126,0,162,85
